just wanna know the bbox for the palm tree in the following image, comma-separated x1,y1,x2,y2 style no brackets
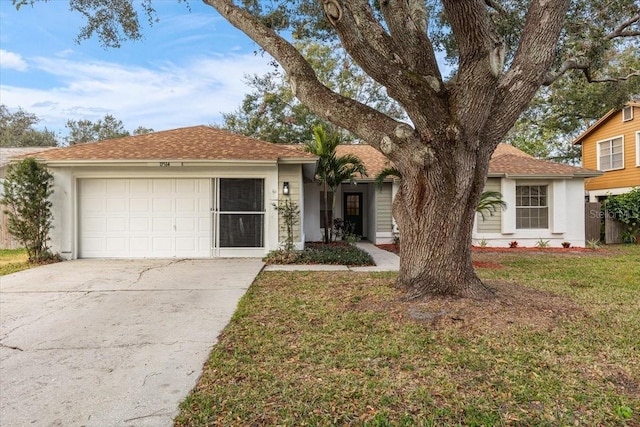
304,125,367,243
375,167,506,220
476,191,507,221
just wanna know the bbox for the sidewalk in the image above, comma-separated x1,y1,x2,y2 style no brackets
263,241,399,272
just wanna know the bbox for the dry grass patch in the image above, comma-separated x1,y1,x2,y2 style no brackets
176,246,640,426
0,249,29,276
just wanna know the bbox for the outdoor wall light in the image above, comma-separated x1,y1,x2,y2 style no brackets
283,182,290,195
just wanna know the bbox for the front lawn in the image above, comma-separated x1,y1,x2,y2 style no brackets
0,248,30,276
176,245,640,426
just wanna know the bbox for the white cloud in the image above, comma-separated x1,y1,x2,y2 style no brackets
0,52,274,136
0,49,28,71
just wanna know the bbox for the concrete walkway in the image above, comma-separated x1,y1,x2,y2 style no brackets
264,241,399,272
0,258,264,427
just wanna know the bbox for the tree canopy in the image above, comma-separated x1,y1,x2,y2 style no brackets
0,105,58,147
221,40,405,143
65,114,132,145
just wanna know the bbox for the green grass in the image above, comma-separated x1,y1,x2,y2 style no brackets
176,245,640,426
0,248,30,276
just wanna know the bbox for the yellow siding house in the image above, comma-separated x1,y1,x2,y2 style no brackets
573,102,640,201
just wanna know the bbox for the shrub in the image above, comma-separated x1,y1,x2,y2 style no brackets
535,239,550,248
561,242,571,248
509,241,519,248
1,158,55,262
263,243,374,266
604,188,640,243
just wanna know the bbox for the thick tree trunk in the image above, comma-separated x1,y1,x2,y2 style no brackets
393,141,495,300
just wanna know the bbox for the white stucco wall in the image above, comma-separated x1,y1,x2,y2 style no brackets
473,178,588,247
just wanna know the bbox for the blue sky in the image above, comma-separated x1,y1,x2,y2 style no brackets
0,0,274,138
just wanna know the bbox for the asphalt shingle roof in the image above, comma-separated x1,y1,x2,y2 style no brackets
334,143,600,179
20,126,315,162
8,125,599,178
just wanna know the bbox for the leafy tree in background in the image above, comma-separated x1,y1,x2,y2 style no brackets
221,41,405,143
16,0,640,299
65,114,131,145
505,46,640,163
1,158,55,262
0,105,58,147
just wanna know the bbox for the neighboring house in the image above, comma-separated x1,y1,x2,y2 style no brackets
5,127,601,257
573,102,640,201
1,147,56,249
10,127,316,259
304,143,601,248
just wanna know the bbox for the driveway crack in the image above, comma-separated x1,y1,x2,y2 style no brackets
0,342,24,351
135,259,188,283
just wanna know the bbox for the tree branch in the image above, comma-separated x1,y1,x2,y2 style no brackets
202,0,408,155
486,0,571,145
378,0,442,80
605,13,640,40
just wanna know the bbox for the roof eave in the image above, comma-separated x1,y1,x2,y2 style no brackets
38,159,281,167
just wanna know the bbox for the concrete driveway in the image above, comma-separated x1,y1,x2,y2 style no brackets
0,258,264,427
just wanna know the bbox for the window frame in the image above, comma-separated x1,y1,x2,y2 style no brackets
636,131,640,167
515,184,549,230
596,136,625,171
622,106,633,122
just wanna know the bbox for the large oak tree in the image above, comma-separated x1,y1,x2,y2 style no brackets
15,0,639,299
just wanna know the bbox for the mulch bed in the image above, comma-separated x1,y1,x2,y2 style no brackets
377,243,601,256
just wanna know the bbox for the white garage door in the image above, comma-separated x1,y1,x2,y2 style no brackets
78,178,211,258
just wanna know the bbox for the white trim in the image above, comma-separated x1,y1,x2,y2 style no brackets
586,187,637,202
596,135,625,171
622,105,634,122
636,131,640,167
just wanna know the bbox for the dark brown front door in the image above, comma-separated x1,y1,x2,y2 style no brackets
343,192,363,237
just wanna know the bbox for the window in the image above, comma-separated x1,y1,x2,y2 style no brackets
218,179,265,248
622,106,633,122
516,185,548,229
319,191,334,228
636,132,640,167
597,137,624,171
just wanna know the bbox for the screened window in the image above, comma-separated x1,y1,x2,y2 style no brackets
320,191,334,228
598,137,624,171
516,185,549,229
218,179,264,248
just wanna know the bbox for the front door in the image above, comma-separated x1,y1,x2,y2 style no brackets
343,192,363,237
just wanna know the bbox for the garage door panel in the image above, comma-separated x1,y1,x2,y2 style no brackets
152,218,173,232
82,218,105,233
106,218,127,232
130,198,149,212
152,198,172,212
130,179,150,193
130,218,150,232
175,217,196,232
106,198,127,213
152,179,172,193
106,179,127,193
79,178,211,258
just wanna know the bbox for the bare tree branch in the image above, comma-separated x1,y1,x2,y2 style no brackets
605,13,640,40
542,58,591,85
585,70,640,83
